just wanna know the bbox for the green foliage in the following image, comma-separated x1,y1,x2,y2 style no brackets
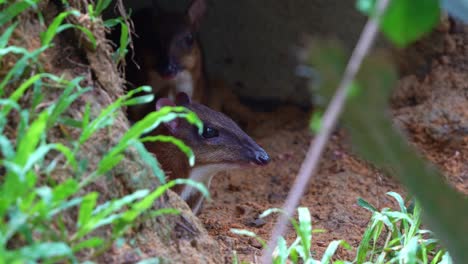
88,0,113,19
356,192,452,263
104,17,130,63
306,38,468,263
49,10,97,50
231,207,347,264
0,0,38,26
232,194,451,264
0,1,207,263
357,0,440,47
309,111,323,134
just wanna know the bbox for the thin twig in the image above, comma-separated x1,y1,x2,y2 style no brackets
260,0,391,263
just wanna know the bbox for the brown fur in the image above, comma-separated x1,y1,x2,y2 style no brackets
142,42,205,102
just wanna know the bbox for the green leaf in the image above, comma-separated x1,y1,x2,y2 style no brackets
296,207,312,259
132,140,166,184
383,211,413,225
358,0,440,47
148,208,180,218
0,22,17,48
78,192,99,228
116,179,209,233
78,86,148,145
2,209,28,245
53,143,78,171
72,24,97,50
14,111,48,168
0,47,48,95
36,186,53,203
386,191,407,213
47,77,89,128
94,0,113,16
355,219,376,263
87,105,201,186
347,81,361,99
259,208,285,218
118,21,129,61
440,252,454,264
356,0,375,13
2,74,42,116
19,242,72,260
103,18,122,27
309,111,323,133
357,197,378,212
72,237,104,252
48,197,83,218
140,135,195,166
40,10,80,46
95,154,124,175
230,228,267,248
92,189,149,216
0,135,14,159
321,240,350,264
274,237,288,264
20,143,77,178
128,181,177,213
0,1,36,26
397,236,418,263
124,94,154,107
432,250,445,264
52,179,80,202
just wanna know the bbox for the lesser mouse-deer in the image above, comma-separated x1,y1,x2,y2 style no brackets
145,92,270,214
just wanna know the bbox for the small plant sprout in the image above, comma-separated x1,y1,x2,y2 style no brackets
232,207,349,264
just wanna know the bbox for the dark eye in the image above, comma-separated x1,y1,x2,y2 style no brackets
202,126,219,139
184,33,194,46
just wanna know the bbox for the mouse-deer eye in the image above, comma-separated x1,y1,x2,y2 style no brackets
201,126,219,139
183,33,194,47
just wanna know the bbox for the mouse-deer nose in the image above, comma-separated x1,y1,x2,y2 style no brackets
254,150,270,166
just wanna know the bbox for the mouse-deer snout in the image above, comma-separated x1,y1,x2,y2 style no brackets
253,148,270,166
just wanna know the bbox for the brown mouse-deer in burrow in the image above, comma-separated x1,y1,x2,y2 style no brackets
145,92,270,215
126,0,207,122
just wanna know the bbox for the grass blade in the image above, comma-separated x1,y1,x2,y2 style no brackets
40,10,79,46
0,1,36,26
140,135,195,166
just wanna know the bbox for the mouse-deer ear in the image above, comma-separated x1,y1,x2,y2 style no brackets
156,98,179,132
175,92,191,105
187,0,206,28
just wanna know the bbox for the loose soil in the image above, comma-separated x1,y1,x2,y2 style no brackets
198,19,468,263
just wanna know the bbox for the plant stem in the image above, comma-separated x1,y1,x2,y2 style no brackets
260,0,391,262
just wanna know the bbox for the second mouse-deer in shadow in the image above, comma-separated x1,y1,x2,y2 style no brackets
126,0,207,122
145,92,270,214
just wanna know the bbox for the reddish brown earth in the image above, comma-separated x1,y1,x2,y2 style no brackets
198,20,468,263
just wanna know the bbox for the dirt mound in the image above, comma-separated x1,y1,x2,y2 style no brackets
5,1,222,263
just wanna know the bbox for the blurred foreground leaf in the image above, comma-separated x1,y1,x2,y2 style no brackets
357,0,440,47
